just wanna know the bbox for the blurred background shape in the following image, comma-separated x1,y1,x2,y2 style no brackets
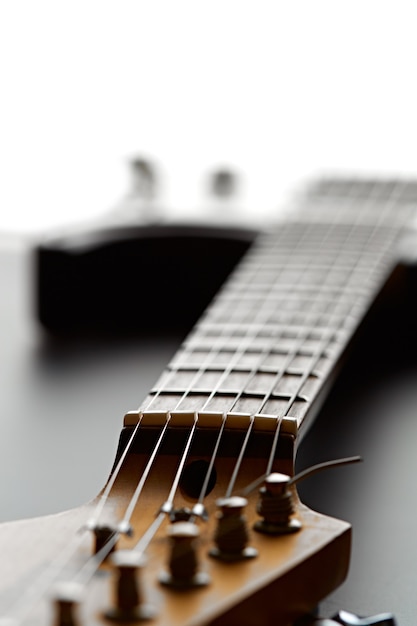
1,1,417,233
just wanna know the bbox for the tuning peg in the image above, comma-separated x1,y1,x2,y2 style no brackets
209,496,257,561
84,519,133,556
254,473,301,535
52,582,84,626
159,522,210,588
105,550,155,622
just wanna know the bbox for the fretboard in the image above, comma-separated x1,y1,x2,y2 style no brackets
130,178,417,438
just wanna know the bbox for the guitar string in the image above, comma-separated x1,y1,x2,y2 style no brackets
122,221,320,520
147,189,366,506
93,182,411,572
103,179,411,553
127,413,225,555
0,225,305,622
142,219,309,412
166,178,396,424
78,218,325,571
120,414,172,524
223,206,345,475
219,220,334,497
121,226,315,544
214,188,364,495
70,181,415,589
0,417,148,623
98,180,410,540
138,182,407,511
217,180,407,496
139,223,299,411
200,181,406,502
87,414,200,567
229,180,408,498
130,413,200,554
121,184,408,563
188,219,318,498
2,181,410,624
89,413,143,524
274,181,407,425
194,412,227,508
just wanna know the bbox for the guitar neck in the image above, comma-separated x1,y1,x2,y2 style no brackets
130,179,415,439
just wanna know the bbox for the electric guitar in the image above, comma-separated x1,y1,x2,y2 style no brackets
1,176,413,625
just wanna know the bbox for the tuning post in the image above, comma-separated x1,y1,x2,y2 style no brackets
254,457,362,536
159,522,210,588
209,496,257,561
169,507,193,522
52,581,84,626
191,502,209,521
158,501,173,516
105,550,155,622
84,520,133,556
254,472,302,535
168,504,209,523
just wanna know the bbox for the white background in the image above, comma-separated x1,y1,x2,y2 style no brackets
1,1,417,233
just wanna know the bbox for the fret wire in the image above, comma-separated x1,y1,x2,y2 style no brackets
223,182,404,418
266,185,406,418
276,184,406,419
142,219,317,410
145,219,320,412
142,179,409,418
228,207,347,415
222,182,395,492
2,180,413,626
198,218,323,413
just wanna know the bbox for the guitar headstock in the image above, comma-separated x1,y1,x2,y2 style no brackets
0,412,351,626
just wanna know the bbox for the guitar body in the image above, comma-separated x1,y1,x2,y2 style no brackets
2,177,416,624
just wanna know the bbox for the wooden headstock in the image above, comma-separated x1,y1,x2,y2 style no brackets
0,413,351,626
